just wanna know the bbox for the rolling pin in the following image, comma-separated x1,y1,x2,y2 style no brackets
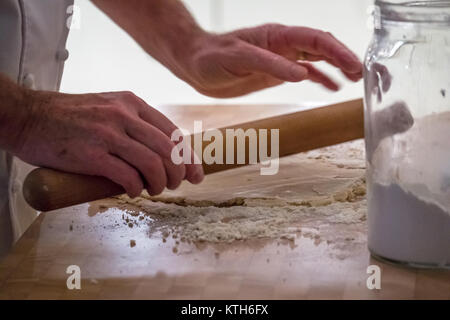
23,98,364,212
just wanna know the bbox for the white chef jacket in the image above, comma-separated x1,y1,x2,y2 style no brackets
0,0,73,257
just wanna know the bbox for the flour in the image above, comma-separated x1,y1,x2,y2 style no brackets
104,141,369,249
368,183,450,267
145,176,366,209
116,176,366,244
369,111,450,267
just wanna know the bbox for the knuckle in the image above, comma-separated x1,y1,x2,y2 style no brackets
108,104,137,124
119,91,145,113
113,104,129,117
120,90,137,99
90,124,109,137
92,125,121,150
85,148,108,165
104,103,128,118
260,23,283,31
317,30,328,41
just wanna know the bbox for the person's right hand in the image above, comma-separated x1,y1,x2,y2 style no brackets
13,90,204,197
171,24,363,98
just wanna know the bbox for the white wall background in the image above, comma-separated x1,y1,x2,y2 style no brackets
61,0,374,107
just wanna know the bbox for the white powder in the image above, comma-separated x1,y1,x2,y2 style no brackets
369,111,450,267
101,141,369,254
116,176,367,244
369,183,450,267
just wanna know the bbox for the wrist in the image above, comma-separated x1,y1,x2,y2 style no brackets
165,31,220,87
151,28,212,82
169,28,210,64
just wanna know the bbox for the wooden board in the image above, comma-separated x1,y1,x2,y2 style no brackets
0,104,449,300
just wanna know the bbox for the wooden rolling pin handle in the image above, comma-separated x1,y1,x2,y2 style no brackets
23,169,125,212
23,98,364,212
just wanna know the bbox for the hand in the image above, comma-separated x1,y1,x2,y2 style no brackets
13,90,204,197
179,24,363,98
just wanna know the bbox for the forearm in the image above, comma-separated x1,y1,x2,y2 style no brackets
91,0,207,80
0,73,38,154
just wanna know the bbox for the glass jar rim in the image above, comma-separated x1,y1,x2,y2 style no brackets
375,0,450,23
377,0,450,6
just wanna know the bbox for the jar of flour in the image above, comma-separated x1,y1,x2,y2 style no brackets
364,0,450,268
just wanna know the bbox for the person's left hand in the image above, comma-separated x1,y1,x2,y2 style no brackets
177,24,363,98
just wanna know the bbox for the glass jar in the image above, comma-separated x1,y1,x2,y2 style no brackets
364,0,450,268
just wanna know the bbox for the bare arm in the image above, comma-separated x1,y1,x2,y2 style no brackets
91,0,205,83
0,73,36,154
92,0,363,97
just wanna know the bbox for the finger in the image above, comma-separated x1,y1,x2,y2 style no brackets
132,98,205,184
322,56,363,82
327,32,361,64
183,148,205,185
95,153,144,198
343,69,363,82
185,156,204,185
162,157,186,190
284,27,362,74
116,91,179,137
228,43,308,82
296,52,362,82
169,131,204,185
296,52,324,62
172,134,204,185
125,118,176,159
297,62,340,91
195,73,284,98
110,134,168,195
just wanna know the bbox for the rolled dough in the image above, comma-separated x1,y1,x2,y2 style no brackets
111,141,367,246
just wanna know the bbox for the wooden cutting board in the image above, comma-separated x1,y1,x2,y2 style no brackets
0,103,449,299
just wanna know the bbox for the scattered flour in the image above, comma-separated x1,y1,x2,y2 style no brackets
115,176,367,244
105,141,368,247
